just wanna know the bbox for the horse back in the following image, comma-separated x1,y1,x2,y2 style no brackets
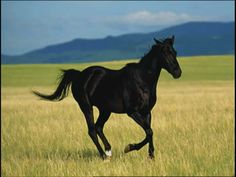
80,66,125,113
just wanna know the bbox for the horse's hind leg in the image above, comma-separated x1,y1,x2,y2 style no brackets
72,86,106,159
82,107,107,159
95,111,112,157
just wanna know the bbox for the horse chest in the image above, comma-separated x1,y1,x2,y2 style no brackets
125,81,156,112
134,88,150,110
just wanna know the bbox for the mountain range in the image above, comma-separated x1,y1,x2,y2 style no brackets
2,21,235,64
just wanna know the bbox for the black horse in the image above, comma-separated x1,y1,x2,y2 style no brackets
33,36,182,160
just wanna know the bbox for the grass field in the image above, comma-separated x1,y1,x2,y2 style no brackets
1,55,235,176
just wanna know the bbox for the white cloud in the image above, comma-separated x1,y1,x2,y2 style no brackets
120,10,194,26
104,10,200,28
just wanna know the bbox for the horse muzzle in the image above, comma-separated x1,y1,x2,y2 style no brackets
173,68,182,79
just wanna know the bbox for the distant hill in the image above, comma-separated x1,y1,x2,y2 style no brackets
2,21,234,64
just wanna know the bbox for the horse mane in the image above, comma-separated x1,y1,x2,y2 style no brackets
139,44,160,67
124,45,157,69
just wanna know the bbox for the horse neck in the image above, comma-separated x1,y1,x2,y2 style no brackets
138,49,162,84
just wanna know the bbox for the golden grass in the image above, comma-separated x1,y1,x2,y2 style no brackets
1,80,234,176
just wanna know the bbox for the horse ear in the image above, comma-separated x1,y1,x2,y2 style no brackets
171,35,175,44
154,38,162,44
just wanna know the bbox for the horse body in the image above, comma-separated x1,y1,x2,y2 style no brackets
79,63,160,114
91,67,127,113
33,36,182,160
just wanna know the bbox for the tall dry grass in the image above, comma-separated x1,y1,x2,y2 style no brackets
2,81,234,176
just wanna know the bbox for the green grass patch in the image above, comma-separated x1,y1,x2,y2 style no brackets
1,55,234,87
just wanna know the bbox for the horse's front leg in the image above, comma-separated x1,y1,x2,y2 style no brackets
146,113,154,159
125,112,154,159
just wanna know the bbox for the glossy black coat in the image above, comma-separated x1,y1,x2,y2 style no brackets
33,36,182,159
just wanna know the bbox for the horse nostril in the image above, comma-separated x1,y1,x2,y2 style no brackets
177,69,182,76
178,70,182,77
173,69,182,79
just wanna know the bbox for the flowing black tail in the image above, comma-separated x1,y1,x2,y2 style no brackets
33,69,81,101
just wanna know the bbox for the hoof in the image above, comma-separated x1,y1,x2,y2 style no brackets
105,150,112,157
103,156,111,162
124,144,133,153
102,154,111,162
148,154,155,160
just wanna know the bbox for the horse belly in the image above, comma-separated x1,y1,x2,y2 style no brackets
91,82,125,113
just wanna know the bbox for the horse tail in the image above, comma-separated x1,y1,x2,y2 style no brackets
33,69,81,101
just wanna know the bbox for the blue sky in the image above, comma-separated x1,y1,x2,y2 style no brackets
1,1,235,55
